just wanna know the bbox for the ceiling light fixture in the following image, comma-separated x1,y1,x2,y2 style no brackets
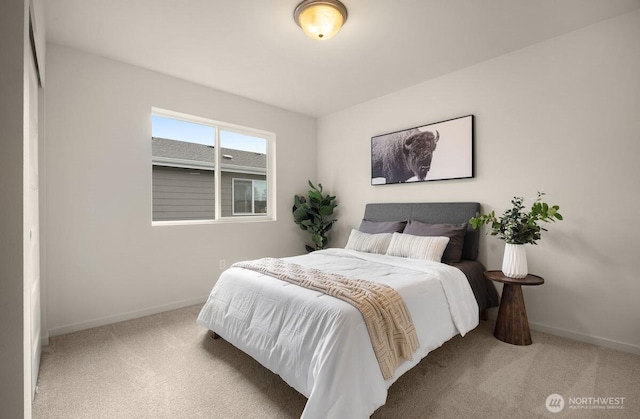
293,0,348,41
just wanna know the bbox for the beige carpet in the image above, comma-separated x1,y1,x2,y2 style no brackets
34,305,640,419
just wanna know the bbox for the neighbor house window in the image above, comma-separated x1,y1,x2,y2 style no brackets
233,179,267,215
151,108,274,223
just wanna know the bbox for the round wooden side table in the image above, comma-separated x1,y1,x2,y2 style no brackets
484,270,544,346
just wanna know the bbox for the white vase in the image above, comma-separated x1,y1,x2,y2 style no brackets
502,243,528,278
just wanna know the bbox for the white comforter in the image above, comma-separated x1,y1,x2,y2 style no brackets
197,249,479,418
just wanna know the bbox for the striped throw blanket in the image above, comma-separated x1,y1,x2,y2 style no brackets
232,258,419,380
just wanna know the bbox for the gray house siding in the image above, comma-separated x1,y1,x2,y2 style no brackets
152,166,215,221
221,172,266,217
152,137,267,221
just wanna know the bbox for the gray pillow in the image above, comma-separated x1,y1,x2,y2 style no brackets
358,219,407,234
403,220,467,263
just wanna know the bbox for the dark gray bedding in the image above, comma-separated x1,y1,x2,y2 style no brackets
448,260,499,311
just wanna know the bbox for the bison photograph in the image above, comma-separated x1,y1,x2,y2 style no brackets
371,115,474,185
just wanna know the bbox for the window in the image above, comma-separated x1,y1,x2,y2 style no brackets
151,108,274,223
233,179,267,215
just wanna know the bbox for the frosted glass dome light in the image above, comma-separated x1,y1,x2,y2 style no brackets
294,0,348,41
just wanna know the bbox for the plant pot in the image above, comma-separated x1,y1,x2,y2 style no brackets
502,243,528,278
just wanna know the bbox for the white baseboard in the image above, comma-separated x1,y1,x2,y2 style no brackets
528,321,640,355
46,296,208,338
484,309,640,355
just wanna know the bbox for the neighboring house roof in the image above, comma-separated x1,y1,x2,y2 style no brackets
152,137,266,173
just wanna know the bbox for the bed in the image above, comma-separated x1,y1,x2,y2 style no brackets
197,202,498,418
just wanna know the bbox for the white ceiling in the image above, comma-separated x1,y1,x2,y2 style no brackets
45,0,640,117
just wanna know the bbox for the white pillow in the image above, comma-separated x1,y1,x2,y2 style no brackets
385,232,450,262
345,229,393,254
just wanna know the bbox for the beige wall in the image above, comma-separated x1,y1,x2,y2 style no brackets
317,10,640,353
42,6,640,354
45,44,316,335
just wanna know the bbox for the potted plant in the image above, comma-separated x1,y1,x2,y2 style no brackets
469,192,563,278
292,181,338,252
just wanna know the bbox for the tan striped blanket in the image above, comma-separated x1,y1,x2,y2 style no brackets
232,258,419,380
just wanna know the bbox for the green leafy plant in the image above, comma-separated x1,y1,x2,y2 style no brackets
292,181,337,252
470,192,563,245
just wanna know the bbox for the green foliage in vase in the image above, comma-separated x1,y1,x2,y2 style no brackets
470,192,563,245
292,181,338,252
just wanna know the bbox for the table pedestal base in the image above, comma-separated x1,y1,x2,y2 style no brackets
494,283,532,345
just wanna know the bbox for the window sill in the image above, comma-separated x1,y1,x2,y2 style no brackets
152,216,275,227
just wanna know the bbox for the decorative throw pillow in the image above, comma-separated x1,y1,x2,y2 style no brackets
385,232,450,262
345,229,393,254
358,219,407,234
403,221,467,263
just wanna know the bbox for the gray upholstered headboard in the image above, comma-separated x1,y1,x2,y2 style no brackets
362,202,481,260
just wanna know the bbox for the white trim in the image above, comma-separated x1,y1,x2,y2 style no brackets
214,124,221,221
152,217,274,227
232,178,268,216
151,158,267,175
152,156,214,171
528,320,640,355
220,163,266,175
47,296,208,337
267,130,276,221
151,108,275,224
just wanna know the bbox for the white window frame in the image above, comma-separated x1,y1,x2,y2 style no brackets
151,107,276,225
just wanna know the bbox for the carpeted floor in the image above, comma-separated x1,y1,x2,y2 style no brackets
33,305,640,418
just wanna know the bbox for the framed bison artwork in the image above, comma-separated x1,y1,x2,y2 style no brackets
371,115,474,185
